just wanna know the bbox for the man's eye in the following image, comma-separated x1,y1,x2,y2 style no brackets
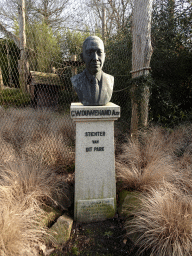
86,51,92,56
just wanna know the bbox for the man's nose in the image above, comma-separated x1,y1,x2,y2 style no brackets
93,52,99,61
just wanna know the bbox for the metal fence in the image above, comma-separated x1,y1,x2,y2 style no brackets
0,0,191,165
0,0,133,166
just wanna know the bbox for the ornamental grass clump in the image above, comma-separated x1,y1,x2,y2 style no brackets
0,162,46,256
0,108,75,172
173,125,192,169
116,126,175,192
0,197,45,256
0,159,70,255
0,108,74,255
126,182,192,256
0,160,70,210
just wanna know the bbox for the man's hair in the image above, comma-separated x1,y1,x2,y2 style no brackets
82,36,104,51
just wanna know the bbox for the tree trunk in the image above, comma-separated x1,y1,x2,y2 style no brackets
102,4,106,43
18,0,28,91
130,0,153,137
71,54,77,76
0,67,4,89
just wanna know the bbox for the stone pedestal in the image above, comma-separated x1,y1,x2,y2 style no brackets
70,102,120,222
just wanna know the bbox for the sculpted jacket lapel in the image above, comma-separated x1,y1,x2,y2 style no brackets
84,69,101,105
81,70,92,103
99,72,110,105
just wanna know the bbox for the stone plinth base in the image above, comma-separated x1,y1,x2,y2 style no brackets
71,102,120,222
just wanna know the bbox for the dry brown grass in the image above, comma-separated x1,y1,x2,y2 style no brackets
0,107,75,172
0,162,44,256
119,125,192,255
116,126,176,192
172,166,192,196
0,107,75,255
0,161,70,209
0,196,45,256
169,124,192,158
127,182,192,256
0,107,191,255
0,159,71,255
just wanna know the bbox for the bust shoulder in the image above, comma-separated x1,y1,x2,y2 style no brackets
70,71,86,89
102,72,114,89
102,72,114,80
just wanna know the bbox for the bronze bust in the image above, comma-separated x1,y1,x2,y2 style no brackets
71,36,114,106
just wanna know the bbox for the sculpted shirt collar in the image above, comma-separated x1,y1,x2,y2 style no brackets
85,69,102,83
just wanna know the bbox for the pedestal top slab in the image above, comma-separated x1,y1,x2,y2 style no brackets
70,102,120,121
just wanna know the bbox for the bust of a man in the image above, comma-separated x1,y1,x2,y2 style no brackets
71,36,114,106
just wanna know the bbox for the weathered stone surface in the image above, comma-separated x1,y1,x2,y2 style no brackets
77,198,115,222
118,191,141,244
42,206,62,227
118,191,141,217
71,102,120,222
50,214,73,244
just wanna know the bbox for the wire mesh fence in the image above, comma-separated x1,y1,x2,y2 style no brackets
0,0,191,165
0,0,134,165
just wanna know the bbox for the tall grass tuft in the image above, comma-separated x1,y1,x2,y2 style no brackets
0,108,74,254
0,161,70,209
0,108,75,172
0,159,70,255
0,198,45,256
126,182,192,256
116,126,175,192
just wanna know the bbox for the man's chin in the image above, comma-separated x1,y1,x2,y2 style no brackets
90,67,101,75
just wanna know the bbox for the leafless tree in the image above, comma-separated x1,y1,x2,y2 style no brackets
0,0,69,33
30,0,69,30
87,0,132,36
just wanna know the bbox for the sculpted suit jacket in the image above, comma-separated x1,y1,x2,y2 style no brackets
71,69,114,106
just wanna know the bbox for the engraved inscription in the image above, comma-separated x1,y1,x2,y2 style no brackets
94,147,104,151
86,147,92,152
71,109,120,117
85,131,105,136
92,140,99,144
85,131,105,153
77,198,115,221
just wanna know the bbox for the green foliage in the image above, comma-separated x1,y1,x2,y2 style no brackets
71,246,79,255
62,28,90,59
104,27,132,120
26,21,62,72
13,20,63,72
0,88,31,107
61,27,102,60
150,0,192,127
57,67,78,110
0,39,20,87
58,89,78,110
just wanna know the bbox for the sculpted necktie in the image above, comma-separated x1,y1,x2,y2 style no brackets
91,77,99,103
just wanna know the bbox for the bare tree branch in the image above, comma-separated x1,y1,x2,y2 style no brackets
87,0,132,36
0,22,20,47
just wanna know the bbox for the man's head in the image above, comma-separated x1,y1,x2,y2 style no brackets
82,36,105,75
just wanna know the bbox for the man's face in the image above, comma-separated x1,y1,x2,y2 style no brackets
83,38,105,75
